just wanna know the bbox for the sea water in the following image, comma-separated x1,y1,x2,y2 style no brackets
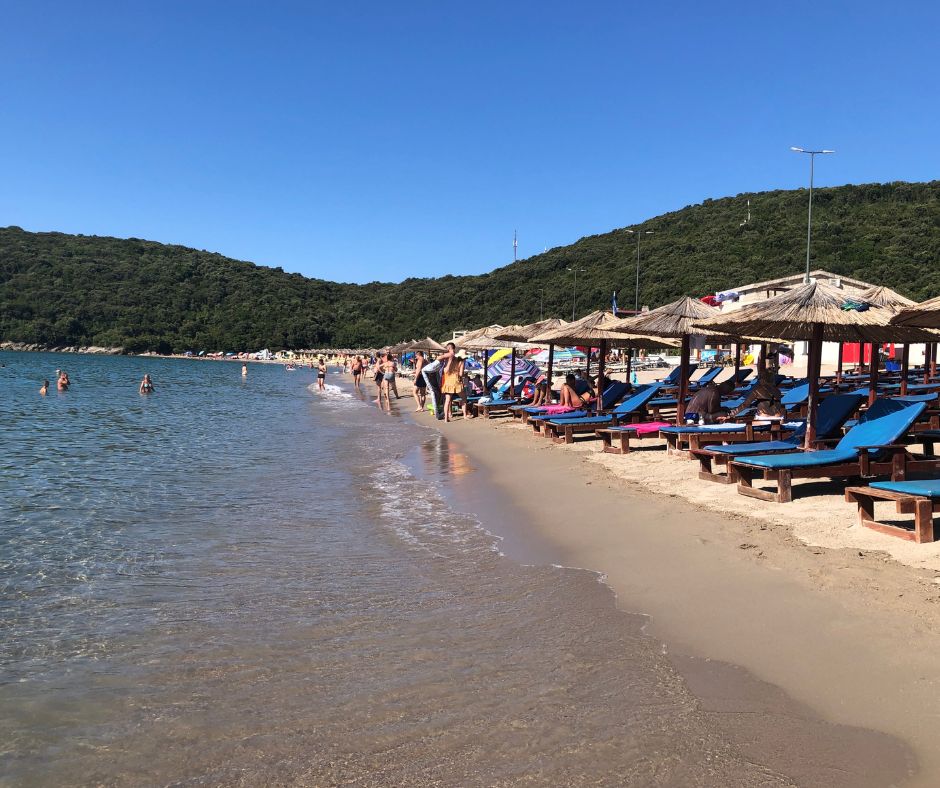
0,352,908,786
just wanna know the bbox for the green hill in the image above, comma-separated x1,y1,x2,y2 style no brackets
2,181,940,352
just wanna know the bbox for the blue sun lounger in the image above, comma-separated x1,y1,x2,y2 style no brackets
688,366,722,390
541,384,664,443
692,393,866,483
514,381,631,423
845,479,940,543
731,402,928,503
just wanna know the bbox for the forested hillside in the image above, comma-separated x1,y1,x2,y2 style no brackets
2,181,940,352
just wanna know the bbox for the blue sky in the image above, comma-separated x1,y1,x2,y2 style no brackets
2,1,938,283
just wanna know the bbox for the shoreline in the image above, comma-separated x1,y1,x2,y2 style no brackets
381,371,940,787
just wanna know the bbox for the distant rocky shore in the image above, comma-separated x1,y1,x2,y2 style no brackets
0,341,125,355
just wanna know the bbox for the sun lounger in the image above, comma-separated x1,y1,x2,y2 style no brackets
687,366,722,390
845,480,940,543
595,421,673,454
659,416,803,456
691,393,865,483
513,381,631,424
656,367,682,386
730,402,928,503
471,376,537,417
541,384,664,444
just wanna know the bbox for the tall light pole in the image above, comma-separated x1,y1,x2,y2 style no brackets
791,147,834,283
625,229,654,312
566,267,585,321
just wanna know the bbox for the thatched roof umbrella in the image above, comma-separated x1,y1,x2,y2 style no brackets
457,327,530,393
495,318,568,392
891,293,940,384
857,286,919,390
615,297,726,422
694,280,936,447
406,337,446,354
531,311,678,413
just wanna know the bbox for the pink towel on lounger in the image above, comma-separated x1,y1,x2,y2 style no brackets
539,405,577,414
617,421,671,435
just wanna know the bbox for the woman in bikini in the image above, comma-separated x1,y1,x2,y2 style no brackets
412,351,427,412
139,374,155,394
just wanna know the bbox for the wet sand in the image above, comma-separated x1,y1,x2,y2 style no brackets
390,374,940,787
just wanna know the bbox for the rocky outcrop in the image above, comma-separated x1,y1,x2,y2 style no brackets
0,342,125,355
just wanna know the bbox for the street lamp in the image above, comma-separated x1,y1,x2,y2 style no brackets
791,147,835,283
566,267,586,321
625,229,654,312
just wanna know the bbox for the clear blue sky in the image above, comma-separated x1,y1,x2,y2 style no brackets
2,1,938,283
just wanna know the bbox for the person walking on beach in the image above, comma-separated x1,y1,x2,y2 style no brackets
373,353,386,402
412,350,427,412
317,356,327,390
39,379,49,396
439,342,470,421
139,374,155,394
351,355,363,389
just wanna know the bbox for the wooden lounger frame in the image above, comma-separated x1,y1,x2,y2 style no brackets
845,486,938,543
594,427,663,454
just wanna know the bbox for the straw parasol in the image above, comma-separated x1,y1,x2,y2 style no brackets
531,311,678,413
891,291,940,385
406,337,445,353
615,297,727,422
492,319,568,393
857,286,919,390
694,280,937,446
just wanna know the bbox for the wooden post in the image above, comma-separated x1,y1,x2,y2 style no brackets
596,339,608,414
900,343,910,395
482,348,489,392
868,343,879,407
585,347,591,379
924,343,932,384
804,324,824,450
676,334,692,424
509,347,517,397
932,343,938,381
626,345,633,385
836,342,843,384
546,343,555,400
758,342,767,372
859,342,866,374
734,342,741,380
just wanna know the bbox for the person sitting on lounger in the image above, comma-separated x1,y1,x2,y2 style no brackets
529,380,551,407
559,374,586,408
725,368,785,420
685,381,728,424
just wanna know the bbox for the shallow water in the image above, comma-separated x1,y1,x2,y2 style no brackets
0,352,913,786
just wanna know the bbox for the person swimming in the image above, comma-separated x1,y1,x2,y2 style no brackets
39,379,49,396
139,374,155,394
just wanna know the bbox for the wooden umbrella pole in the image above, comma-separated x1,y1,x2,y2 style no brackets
900,343,910,395
625,346,633,385
546,344,555,401
758,343,767,372
868,343,879,407
932,343,938,381
482,349,489,392
585,347,591,379
596,339,608,414
859,342,866,374
804,324,824,449
676,334,691,424
836,342,843,385
924,343,931,384
734,342,741,380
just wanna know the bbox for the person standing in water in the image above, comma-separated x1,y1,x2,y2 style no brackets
241,363,248,377
57,371,70,391
317,356,327,390
39,380,49,396
139,374,155,394
412,351,427,412
351,355,363,389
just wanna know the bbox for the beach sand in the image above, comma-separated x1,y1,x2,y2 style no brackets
387,367,940,786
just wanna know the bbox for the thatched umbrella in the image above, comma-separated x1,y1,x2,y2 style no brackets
695,281,936,447
457,327,530,393
531,311,677,413
406,337,446,354
858,286,919,391
894,294,940,384
493,319,567,395
615,297,725,422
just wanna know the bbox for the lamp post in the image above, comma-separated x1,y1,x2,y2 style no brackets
791,147,834,283
566,267,585,321
625,229,654,311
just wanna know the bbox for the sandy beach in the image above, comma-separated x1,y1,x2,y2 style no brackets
388,367,940,787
